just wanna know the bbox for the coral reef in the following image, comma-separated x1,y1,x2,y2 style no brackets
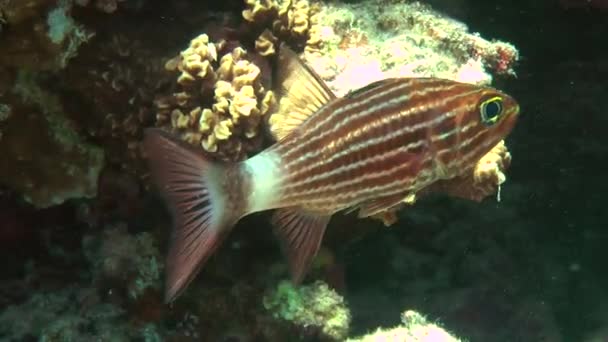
297,0,518,97
0,0,93,70
263,280,351,341
82,224,163,300
0,71,104,208
0,286,135,341
156,34,276,161
347,310,462,342
55,29,173,175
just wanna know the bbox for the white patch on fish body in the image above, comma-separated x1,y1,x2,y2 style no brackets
243,151,283,213
204,165,227,228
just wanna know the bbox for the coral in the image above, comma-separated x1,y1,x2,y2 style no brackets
243,0,323,55
347,310,462,342
0,0,93,70
156,34,276,161
56,30,173,176
82,223,163,300
0,284,167,341
0,71,104,208
263,280,351,341
297,0,518,97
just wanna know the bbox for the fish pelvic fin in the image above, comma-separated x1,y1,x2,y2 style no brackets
355,192,415,219
268,44,337,141
272,207,331,283
143,128,245,303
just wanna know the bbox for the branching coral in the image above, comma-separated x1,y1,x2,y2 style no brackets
243,0,323,55
156,34,276,161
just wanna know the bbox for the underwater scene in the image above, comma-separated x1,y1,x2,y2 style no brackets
0,0,606,341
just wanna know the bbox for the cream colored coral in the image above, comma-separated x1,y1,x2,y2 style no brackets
243,0,278,23
156,35,276,161
244,0,323,55
173,34,218,87
255,29,278,56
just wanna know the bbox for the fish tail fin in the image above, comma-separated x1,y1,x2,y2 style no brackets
143,128,245,302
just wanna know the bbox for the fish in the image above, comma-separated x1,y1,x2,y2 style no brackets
144,45,520,302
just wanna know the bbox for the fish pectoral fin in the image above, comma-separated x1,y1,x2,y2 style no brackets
272,207,331,283
356,192,411,218
270,44,337,141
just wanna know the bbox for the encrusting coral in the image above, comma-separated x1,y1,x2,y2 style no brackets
263,280,351,341
156,34,276,161
0,0,93,71
82,224,163,300
294,0,518,97
0,71,104,208
347,310,462,342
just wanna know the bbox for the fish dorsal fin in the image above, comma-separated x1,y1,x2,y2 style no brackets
272,207,331,283
269,44,337,141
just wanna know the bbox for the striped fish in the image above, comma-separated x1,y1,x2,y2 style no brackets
144,46,520,302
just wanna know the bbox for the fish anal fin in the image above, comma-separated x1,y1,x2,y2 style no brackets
269,45,337,141
272,208,331,283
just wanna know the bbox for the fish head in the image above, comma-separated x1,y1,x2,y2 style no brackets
472,87,520,141
445,84,520,166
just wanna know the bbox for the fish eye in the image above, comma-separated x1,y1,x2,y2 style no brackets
479,96,504,126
